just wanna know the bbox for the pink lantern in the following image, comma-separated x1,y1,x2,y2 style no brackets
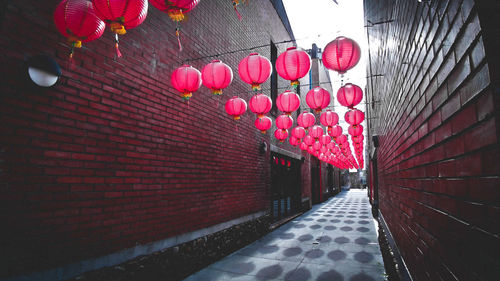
320,146,328,154
337,83,363,108
303,135,315,146
306,87,331,113
336,134,348,144
225,96,247,120
276,91,300,115
255,116,272,134
309,125,324,139
319,135,331,145
275,46,311,87
291,126,306,140
249,94,272,117
313,141,322,151
327,142,336,150
289,136,300,146
322,36,361,74
300,142,309,151
238,53,272,91
202,60,233,96
348,124,363,136
274,129,288,142
345,109,365,125
328,125,343,138
307,146,316,155
54,0,105,58
352,135,364,144
320,110,339,128
297,112,316,129
276,114,293,130
171,65,202,100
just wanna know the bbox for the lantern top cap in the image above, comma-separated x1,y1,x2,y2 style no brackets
211,59,221,63
249,53,259,56
286,46,297,50
182,64,192,67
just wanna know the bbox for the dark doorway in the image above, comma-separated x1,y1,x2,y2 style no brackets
270,153,301,220
311,160,320,204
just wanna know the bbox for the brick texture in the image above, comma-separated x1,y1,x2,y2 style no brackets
0,0,317,277
365,0,500,280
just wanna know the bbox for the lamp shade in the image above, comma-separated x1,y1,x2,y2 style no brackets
27,55,62,87
275,46,311,86
297,112,316,129
201,60,233,95
276,90,300,115
322,36,361,74
225,96,247,120
337,83,363,108
249,94,272,117
306,87,331,113
238,53,272,91
171,65,202,100
255,116,272,134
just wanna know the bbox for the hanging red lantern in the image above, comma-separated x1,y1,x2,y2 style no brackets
307,145,316,155
255,116,272,134
300,142,309,151
306,87,331,113
303,135,315,146
149,0,200,51
297,112,316,130
327,142,336,150
171,65,202,100
345,109,365,125
289,136,300,146
352,135,364,144
201,60,233,96
54,0,105,58
313,141,322,151
322,36,361,74
320,146,328,154
92,0,148,57
319,135,332,145
225,96,247,120
249,94,272,117
337,83,363,108
309,125,324,139
238,53,272,91
276,91,300,115
276,114,293,130
275,46,311,87
320,110,339,130
291,126,306,140
274,129,288,142
328,125,343,138
348,124,364,136
336,134,348,144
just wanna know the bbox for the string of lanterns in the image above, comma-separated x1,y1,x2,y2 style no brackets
52,0,365,170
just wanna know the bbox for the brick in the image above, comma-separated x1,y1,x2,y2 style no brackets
464,118,497,151
451,103,476,134
458,63,490,105
441,93,461,121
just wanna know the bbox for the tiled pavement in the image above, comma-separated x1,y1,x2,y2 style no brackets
184,189,386,281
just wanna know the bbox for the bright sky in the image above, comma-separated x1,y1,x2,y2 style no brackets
283,0,368,170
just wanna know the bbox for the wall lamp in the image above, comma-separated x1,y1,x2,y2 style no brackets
26,54,61,87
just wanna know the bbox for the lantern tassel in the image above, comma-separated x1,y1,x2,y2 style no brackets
233,1,242,21
176,27,183,51
115,34,122,58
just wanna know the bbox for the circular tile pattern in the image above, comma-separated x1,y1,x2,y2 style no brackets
317,269,344,281
354,251,374,263
309,224,321,230
283,247,302,257
354,237,370,245
358,220,370,225
330,219,341,223
334,236,350,244
356,227,370,233
340,226,353,232
298,234,313,241
344,220,355,224
327,250,347,261
305,249,324,259
324,225,336,231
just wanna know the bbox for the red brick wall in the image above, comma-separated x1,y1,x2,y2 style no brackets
0,0,299,277
365,0,499,280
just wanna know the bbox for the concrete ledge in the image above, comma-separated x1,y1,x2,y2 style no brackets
3,210,268,281
379,211,413,281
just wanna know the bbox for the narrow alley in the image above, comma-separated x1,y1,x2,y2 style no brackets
185,190,385,281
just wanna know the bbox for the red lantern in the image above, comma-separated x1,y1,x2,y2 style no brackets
255,116,272,134
313,141,322,151
276,91,300,115
322,36,361,74
92,0,148,57
275,47,311,87
327,142,336,150
328,125,343,138
300,142,309,151
249,94,272,117
238,53,272,91
289,136,300,146
303,135,315,146
276,114,293,130
337,83,363,108
149,0,200,50
225,96,247,120
345,109,365,125
352,135,364,144
307,145,316,155
54,0,105,58
319,135,331,145
320,110,339,128
306,87,331,113
171,65,202,100
348,124,363,136
274,129,288,142
320,146,328,154
202,60,233,96
297,112,316,130
309,125,324,139
291,126,306,140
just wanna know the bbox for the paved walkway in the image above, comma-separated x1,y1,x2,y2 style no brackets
184,190,386,281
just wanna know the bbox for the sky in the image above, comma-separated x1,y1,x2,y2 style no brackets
283,0,368,170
